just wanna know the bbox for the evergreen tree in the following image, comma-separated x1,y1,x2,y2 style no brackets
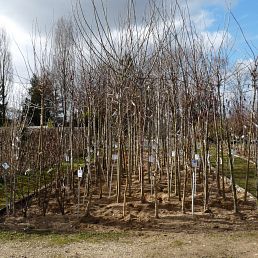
23,73,54,126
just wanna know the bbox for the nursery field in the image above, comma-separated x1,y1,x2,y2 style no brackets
1,0,258,257
0,160,257,257
1,143,256,210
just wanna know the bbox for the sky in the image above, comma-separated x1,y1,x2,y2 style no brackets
0,0,257,106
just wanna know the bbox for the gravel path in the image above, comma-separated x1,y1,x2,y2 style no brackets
0,230,257,258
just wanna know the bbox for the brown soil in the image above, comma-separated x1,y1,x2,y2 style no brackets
0,174,257,257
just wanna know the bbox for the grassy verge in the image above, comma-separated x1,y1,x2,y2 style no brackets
210,146,256,196
0,230,128,246
230,156,256,196
0,168,55,209
0,158,86,209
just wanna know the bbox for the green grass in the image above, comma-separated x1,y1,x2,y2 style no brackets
210,146,257,196
0,157,87,209
0,230,127,246
0,167,56,209
230,156,256,195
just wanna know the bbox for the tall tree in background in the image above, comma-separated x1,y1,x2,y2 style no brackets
25,74,41,125
53,18,74,126
0,28,12,126
23,73,54,126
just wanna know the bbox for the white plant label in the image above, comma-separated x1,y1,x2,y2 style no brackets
148,155,155,163
25,168,31,175
64,154,69,162
78,168,83,178
172,151,175,157
152,144,158,150
112,154,118,161
194,154,200,161
220,157,223,165
113,143,118,149
2,162,10,170
192,159,197,168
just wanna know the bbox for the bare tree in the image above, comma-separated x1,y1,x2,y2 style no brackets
0,28,12,126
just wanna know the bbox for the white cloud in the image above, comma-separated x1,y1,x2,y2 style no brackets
200,30,232,50
0,15,32,105
0,15,52,108
192,10,216,31
0,15,30,45
188,0,238,9
0,0,239,108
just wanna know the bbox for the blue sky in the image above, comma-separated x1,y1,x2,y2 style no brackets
203,0,258,60
231,0,258,57
0,0,256,70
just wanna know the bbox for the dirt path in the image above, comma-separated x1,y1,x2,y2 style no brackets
0,230,257,258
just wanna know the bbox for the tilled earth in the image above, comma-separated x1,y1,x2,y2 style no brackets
0,174,257,258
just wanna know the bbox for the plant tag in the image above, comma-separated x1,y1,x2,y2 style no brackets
112,154,118,161
148,155,155,163
2,162,10,170
25,168,31,175
78,168,83,178
152,143,158,150
192,159,197,168
64,154,69,162
113,143,118,149
194,154,200,161
172,151,175,157
220,157,223,165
